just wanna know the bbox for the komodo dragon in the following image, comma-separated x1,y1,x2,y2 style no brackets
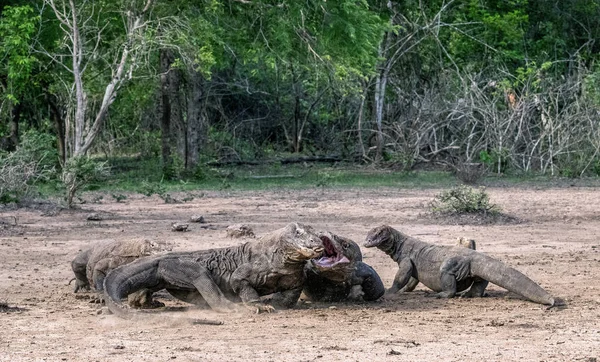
103,222,325,317
70,239,162,306
70,239,160,293
364,225,558,306
400,236,477,293
302,231,384,302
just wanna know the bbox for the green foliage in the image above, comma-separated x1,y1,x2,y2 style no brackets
61,157,110,208
430,185,500,215
556,153,595,179
479,149,509,174
0,130,57,203
315,170,338,187
0,5,40,101
139,179,178,203
111,193,127,202
139,180,167,197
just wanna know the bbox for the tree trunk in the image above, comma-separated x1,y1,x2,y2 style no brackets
160,49,173,177
293,91,302,153
185,70,207,171
46,92,66,165
357,80,368,160
168,64,185,161
7,102,22,152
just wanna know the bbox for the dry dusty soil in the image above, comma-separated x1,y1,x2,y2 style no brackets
1,186,599,361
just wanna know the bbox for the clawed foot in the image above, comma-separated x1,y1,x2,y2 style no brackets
88,295,105,304
245,302,276,314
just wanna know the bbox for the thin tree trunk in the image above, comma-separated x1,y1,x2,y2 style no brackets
357,80,368,160
168,65,184,161
160,49,173,177
7,102,22,152
185,70,206,171
46,92,66,165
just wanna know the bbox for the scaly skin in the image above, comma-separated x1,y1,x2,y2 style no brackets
364,225,558,306
400,236,477,293
303,231,384,302
104,223,325,318
70,239,160,294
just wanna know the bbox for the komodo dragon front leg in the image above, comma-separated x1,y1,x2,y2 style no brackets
386,259,415,295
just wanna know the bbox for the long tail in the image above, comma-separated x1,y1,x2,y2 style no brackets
103,258,160,319
471,254,556,306
103,258,224,325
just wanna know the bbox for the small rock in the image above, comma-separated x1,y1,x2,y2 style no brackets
190,215,205,223
87,213,103,221
226,224,255,238
171,223,189,232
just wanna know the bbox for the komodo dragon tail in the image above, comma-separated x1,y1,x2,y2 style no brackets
103,258,158,319
471,254,557,306
103,258,223,325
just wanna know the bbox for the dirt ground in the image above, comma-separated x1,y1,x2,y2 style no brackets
1,186,599,361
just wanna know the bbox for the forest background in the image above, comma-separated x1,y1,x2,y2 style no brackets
2,0,600,205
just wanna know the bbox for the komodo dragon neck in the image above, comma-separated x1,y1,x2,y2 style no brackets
379,229,406,262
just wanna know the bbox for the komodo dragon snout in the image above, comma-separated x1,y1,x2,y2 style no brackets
363,224,393,249
283,223,325,261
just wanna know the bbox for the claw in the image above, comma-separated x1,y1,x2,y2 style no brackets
245,302,275,314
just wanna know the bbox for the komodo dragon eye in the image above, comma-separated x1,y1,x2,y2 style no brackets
341,241,349,249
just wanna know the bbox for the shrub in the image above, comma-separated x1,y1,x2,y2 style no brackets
0,130,57,203
62,156,109,208
430,185,499,215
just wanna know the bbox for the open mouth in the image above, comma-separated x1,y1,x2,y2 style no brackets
313,235,350,268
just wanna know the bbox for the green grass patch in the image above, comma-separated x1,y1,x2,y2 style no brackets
30,155,600,201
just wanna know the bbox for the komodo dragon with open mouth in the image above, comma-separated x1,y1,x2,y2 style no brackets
103,222,324,317
303,231,384,302
364,225,559,306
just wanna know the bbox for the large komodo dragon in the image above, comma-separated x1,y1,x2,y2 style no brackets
302,231,384,302
103,222,325,317
70,239,160,292
364,225,558,306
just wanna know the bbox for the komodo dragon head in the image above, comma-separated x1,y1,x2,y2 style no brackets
308,232,362,282
279,223,325,262
363,225,396,250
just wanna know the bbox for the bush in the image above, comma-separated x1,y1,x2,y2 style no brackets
0,130,57,203
430,185,499,215
62,156,109,208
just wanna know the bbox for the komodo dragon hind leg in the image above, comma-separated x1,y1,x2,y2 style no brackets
263,287,302,310
160,260,240,313
165,289,210,309
460,279,489,298
436,256,472,299
353,262,385,301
